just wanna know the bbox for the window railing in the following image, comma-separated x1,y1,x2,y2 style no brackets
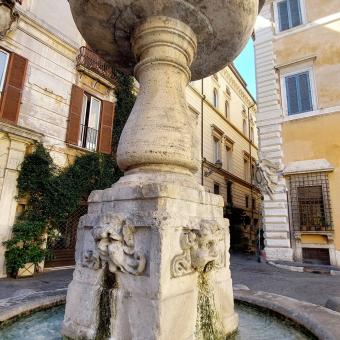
79,124,99,152
76,46,116,85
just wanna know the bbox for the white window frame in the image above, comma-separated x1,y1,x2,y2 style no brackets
213,136,221,163
273,0,307,34
213,88,219,108
79,93,102,151
0,49,10,93
279,62,317,118
225,145,233,172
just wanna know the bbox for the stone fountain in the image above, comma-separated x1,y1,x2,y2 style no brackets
62,1,264,339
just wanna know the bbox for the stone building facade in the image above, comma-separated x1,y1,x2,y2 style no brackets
188,66,260,254
255,0,340,266
0,0,116,277
0,0,260,277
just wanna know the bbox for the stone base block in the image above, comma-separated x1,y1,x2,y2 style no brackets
62,174,238,339
265,247,293,262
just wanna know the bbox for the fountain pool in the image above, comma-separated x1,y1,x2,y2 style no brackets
0,303,313,339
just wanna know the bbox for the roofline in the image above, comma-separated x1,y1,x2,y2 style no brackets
228,63,257,105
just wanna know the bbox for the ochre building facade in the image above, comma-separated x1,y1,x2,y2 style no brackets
255,0,340,266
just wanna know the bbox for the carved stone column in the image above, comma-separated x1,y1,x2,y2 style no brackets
117,16,199,177
62,17,238,340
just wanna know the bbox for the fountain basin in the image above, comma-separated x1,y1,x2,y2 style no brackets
1,289,340,339
0,303,313,340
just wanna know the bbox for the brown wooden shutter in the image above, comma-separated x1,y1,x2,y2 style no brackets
98,100,115,154
66,85,84,145
0,53,28,124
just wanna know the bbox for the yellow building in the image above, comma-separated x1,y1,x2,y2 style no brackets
255,0,340,266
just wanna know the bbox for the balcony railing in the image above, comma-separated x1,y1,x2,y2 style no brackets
76,46,116,85
79,124,99,152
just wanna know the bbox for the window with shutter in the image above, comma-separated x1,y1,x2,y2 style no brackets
98,100,114,154
285,71,313,115
0,52,28,124
79,93,101,151
67,85,114,154
277,0,302,32
0,49,10,93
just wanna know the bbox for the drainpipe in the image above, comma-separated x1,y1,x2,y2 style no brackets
201,79,205,186
248,103,256,251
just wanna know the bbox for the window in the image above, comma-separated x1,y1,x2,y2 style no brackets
225,145,233,172
252,198,256,210
214,183,220,195
242,119,247,136
213,137,221,163
225,101,229,118
0,49,10,93
285,71,313,115
227,181,233,204
277,0,302,32
79,93,101,151
244,158,250,182
213,88,219,108
250,127,254,143
245,195,249,208
288,172,333,232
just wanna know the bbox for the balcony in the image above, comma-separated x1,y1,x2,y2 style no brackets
76,46,117,87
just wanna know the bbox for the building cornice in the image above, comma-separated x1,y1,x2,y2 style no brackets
0,120,43,142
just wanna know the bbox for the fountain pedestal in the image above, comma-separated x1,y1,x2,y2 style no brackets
63,1,263,339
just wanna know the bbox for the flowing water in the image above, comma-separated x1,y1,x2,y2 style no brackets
0,304,313,339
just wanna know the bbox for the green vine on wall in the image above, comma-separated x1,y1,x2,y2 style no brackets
3,144,122,276
3,71,135,277
112,71,136,154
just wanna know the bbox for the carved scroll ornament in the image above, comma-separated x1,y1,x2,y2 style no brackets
171,220,225,278
83,214,146,276
0,0,19,40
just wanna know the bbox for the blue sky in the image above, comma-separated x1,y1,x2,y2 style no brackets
234,39,256,99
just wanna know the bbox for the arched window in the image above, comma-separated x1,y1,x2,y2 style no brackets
225,101,229,118
213,88,218,108
243,119,247,136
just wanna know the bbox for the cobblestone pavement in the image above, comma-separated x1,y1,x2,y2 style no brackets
0,269,72,315
0,254,339,315
231,253,340,307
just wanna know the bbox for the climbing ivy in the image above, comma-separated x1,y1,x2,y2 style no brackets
112,70,136,154
4,70,135,277
3,144,122,276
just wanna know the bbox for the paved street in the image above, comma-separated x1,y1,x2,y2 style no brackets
0,254,340,316
231,253,340,306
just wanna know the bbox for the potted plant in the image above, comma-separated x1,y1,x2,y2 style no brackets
3,220,48,278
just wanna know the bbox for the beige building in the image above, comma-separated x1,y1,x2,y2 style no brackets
188,65,261,254
0,0,260,277
255,0,340,266
0,0,116,277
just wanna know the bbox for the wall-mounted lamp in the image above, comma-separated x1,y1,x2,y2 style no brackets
204,159,222,177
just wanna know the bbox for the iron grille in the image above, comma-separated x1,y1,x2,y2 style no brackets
76,46,117,85
79,124,99,151
45,204,88,267
288,172,333,232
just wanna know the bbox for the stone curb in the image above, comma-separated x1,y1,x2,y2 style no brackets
0,293,66,328
234,289,340,340
268,261,340,276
